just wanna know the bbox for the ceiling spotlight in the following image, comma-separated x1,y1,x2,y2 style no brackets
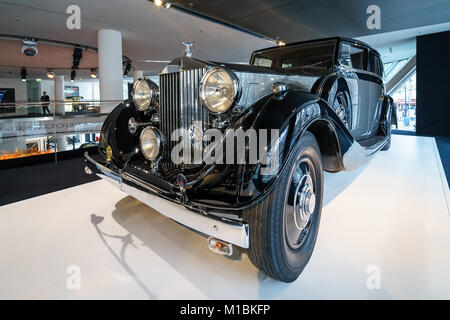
47,70,55,79
22,39,38,56
90,68,97,79
71,69,76,82
21,67,27,81
123,60,131,77
277,41,286,46
154,0,170,8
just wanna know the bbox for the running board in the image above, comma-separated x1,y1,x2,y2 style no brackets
342,135,388,171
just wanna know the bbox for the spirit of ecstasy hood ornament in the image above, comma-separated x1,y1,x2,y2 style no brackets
182,41,194,57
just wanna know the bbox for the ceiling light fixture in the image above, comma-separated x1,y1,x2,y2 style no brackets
21,67,27,81
22,39,38,56
90,68,97,79
154,0,171,8
47,69,55,79
277,41,286,46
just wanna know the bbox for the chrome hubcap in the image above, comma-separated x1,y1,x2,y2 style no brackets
284,158,316,249
334,93,349,128
294,175,315,230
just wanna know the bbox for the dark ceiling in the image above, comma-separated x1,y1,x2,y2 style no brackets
171,0,450,43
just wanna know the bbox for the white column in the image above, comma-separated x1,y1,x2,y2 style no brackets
97,29,123,113
133,70,144,82
54,75,65,115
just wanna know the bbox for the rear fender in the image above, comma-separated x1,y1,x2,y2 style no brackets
378,95,396,135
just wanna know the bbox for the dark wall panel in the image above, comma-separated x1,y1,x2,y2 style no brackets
416,31,450,137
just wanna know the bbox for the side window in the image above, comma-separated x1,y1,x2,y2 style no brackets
376,55,383,77
339,43,367,70
369,51,380,75
378,58,384,78
369,51,383,77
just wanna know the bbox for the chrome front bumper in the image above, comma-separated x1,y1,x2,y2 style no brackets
84,153,249,248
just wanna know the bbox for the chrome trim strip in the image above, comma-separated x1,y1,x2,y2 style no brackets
338,65,383,81
84,153,249,248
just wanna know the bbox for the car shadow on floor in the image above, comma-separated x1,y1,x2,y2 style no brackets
90,213,158,299
323,163,367,207
92,164,369,298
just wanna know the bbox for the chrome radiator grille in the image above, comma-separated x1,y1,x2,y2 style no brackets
159,68,208,159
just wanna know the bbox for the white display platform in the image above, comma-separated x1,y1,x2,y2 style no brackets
0,135,449,299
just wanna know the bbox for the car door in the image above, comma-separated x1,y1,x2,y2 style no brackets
367,50,385,137
338,42,370,140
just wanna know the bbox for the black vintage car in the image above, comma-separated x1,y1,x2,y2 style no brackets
85,37,396,282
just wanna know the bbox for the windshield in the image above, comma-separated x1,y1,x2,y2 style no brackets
252,41,336,70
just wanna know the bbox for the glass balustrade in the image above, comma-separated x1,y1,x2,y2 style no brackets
0,100,120,164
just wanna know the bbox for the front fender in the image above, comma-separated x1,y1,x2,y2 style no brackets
99,99,146,166
236,89,345,206
189,90,325,208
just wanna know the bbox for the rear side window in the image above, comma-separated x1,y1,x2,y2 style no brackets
339,43,367,70
369,51,383,77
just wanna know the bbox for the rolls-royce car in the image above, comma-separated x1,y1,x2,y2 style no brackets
84,37,396,282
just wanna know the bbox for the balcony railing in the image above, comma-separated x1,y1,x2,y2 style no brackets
0,100,121,165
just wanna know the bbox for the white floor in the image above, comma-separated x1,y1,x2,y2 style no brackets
0,135,449,299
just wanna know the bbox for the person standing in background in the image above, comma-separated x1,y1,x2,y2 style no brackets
40,91,51,115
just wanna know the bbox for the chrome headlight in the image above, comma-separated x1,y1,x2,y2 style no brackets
132,78,158,111
200,67,240,114
140,126,161,161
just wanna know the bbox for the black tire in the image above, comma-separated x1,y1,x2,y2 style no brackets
243,131,323,282
382,106,392,151
381,124,391,151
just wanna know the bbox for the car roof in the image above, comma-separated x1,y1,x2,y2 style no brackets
253,36,381,57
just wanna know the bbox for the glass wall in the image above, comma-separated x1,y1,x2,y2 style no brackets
391,71,416,131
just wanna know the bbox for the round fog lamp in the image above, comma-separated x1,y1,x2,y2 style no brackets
128,117,138,135
140,126,161,161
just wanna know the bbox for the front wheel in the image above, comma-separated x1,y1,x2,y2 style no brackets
243,131,323,282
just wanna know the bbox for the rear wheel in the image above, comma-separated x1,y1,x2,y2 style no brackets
332,91,351,129
243,132,323,282
382,111,392,151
